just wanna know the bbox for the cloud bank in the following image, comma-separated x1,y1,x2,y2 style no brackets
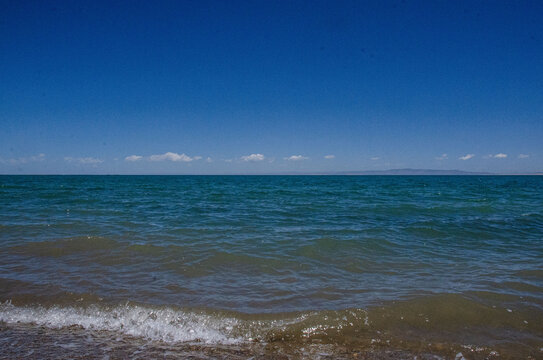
284,155,308,161
64,157,103,164
459,154,475,160
125,155,143,162
0,153,45,164
149,152,193,162
241,154,265,162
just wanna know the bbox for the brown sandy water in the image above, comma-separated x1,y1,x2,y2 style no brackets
1,288,542,359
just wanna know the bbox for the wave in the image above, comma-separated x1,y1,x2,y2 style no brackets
0,301,370,347
1,292,542,353
0,301,243,344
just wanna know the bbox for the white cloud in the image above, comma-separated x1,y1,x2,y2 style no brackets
459,154,475,160
370,156,380,161
484,153,508,159
31,153,46,161
149,152,193,162
324,155,335,159
284,155,308,161
435,154,448,160
206,157,213,163
1,153,45,164
518,154,529,159
241,153,265,162
125,155,143,162
193,156,203,160
65,157,103,164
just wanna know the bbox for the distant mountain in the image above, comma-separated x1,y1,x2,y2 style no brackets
331,168,493,175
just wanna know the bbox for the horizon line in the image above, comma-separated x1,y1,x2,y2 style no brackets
1,170,542,176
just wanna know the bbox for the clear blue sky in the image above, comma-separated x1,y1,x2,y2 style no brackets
1,0,542,174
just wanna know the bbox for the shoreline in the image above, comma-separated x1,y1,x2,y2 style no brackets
1,290,541,359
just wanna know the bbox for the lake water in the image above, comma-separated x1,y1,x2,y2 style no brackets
1,175,542,359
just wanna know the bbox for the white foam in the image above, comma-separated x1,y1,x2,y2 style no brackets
455,352,466,360
0,301,243,344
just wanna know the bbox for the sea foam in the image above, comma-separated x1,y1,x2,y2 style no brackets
0,301,242,344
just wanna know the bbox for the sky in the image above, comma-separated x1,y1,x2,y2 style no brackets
1,0,542,174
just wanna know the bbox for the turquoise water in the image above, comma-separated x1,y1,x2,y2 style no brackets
1,175,542,358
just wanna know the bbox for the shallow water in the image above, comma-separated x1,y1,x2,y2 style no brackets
1,175,542,358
